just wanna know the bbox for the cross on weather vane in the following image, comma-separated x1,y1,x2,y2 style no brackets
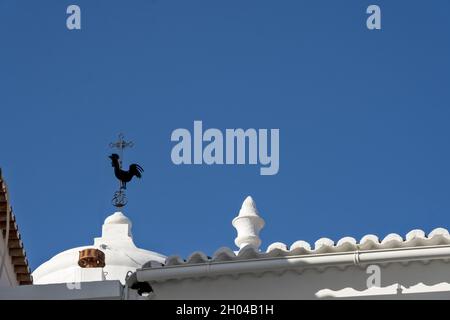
109,133,134,168
108,133,143,208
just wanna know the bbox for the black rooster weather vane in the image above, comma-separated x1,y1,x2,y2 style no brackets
109,133,144,208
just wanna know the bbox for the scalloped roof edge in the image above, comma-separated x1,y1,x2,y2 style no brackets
161,227,450,267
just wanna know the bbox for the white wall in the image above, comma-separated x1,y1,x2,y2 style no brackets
0,234,18,287
146,259,450,299
0,280,123,300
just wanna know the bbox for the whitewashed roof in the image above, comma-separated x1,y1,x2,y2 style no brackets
165,228,450,266
163,227,450,266
32,211,166,285
151,195,450,268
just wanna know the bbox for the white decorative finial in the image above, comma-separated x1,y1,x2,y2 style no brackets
100,211,133,239
232,196,265,250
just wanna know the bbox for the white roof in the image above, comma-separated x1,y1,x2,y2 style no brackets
160,196,450,267
32,212,166,285
163,227,450,267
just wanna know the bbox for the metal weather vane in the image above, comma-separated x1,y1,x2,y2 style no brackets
109,133,144,208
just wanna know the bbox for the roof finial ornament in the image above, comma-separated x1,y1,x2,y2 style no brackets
232,196,265,251
109,133,143,208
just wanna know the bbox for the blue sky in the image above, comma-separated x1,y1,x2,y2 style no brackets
1,1,450,270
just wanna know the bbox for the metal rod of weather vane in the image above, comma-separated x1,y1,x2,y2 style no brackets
119,134,124,169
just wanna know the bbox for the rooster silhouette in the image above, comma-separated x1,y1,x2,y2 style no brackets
109,153,143,190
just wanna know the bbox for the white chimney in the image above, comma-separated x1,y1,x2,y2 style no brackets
232,196,265,251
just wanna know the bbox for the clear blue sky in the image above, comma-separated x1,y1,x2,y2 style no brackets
1,1,450,270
